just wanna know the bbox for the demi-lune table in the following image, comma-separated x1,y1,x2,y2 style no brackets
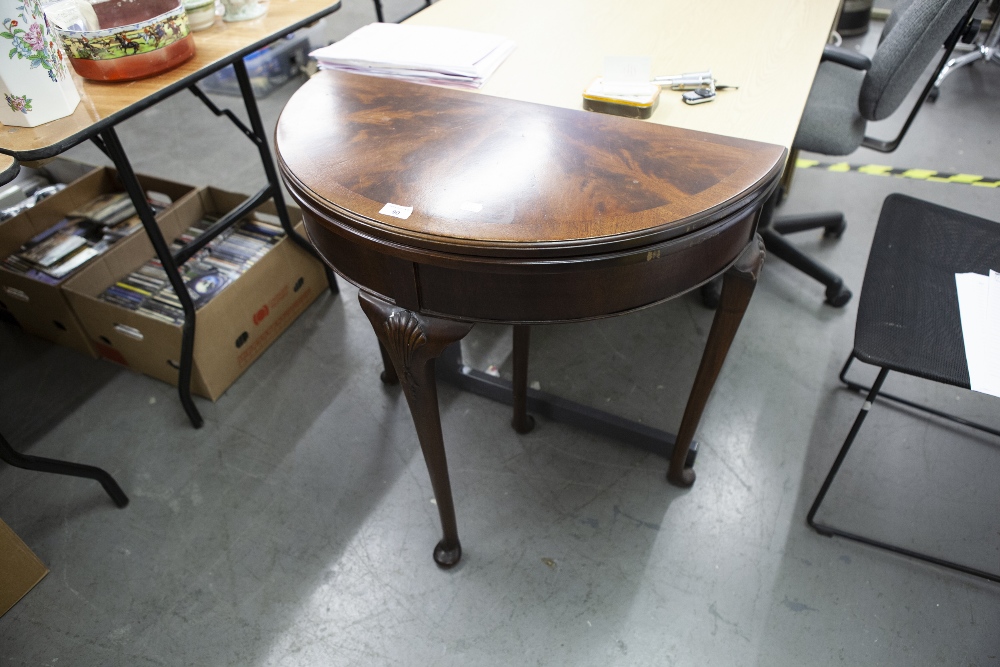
277,70,786,567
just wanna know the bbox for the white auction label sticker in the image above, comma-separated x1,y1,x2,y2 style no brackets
379,202,413,219
460,202,483,212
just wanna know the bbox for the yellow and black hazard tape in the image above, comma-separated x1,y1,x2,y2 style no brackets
795,159,1000,188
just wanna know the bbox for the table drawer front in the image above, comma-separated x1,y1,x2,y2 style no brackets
416,207,756,323
305,202,756,323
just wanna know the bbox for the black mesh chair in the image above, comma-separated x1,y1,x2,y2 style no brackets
807,193,1000,583
763,0,979,307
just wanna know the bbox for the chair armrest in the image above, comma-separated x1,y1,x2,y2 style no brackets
821,45,872,70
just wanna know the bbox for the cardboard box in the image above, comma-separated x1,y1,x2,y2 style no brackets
201,33,311,98
0,518,48,618
63,188,327,401
0,167,196,358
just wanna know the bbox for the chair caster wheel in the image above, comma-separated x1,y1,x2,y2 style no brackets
433,539,462,568
825,284,852,308
380,370,399,385
823,218,847,239
927,86,940,102
700,280,721,309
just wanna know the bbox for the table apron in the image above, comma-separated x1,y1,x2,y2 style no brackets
301,205,758,324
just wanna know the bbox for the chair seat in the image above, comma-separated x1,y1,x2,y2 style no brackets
855,194,1000,387
793,61,867,156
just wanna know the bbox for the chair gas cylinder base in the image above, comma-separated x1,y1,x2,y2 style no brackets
807,194,1000,584
277,70,785,567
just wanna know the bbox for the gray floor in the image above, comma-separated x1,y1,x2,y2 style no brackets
2,2,1000,664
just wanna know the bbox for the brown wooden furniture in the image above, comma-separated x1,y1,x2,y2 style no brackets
277,70,785,567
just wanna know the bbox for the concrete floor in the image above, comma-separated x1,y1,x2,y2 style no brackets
2,1,999,664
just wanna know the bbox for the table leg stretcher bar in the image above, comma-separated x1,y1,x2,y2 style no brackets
436,339,700,467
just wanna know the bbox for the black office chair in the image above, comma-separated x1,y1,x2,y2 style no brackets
930,0,999,98
808,193,1000,583
763,0,980,307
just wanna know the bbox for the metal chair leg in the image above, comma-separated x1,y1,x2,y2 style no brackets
808,367,889,532
839,354,1000,438
808,366,1000,583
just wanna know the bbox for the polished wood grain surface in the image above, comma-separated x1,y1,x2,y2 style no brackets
277,70,785,257
407,0,841,150
0,0,341,159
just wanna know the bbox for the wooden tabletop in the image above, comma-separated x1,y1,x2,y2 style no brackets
278,70,785,258
0,0,342,161
406,0,841,151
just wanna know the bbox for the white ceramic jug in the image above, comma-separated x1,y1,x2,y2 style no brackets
0,0,79,127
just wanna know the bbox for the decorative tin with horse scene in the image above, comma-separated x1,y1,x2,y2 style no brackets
46,0,195,81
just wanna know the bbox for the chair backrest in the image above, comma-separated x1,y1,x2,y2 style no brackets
860,0,977,121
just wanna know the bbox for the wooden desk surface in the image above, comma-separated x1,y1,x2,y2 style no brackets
0,0,341,161
407,0,841,150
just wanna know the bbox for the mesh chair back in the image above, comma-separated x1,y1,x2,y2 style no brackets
860,0,976,120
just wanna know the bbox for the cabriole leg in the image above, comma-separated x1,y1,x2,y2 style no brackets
358,292,473,567
669,235,765,487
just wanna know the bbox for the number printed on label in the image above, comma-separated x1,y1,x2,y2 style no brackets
379,202,413,219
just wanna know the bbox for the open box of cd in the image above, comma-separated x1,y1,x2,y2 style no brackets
0,164,196,357
62,187,327,400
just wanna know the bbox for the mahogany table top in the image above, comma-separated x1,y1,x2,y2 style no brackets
277,70,786,259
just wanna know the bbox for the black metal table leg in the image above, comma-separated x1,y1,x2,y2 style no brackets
436,341,698,466
231,58,339,295
100,127,204,429
0,431,129,507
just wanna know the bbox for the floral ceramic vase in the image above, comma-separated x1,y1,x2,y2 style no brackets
0,0,79,127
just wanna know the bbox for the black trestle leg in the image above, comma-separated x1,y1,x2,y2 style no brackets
231,58,340,296
101,127,204,429
0,432,129,507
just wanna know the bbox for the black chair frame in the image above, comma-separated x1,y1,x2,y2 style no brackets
807,353,1000,584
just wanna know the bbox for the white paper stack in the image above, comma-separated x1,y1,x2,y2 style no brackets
310,23,516,88
955,270,1000,398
